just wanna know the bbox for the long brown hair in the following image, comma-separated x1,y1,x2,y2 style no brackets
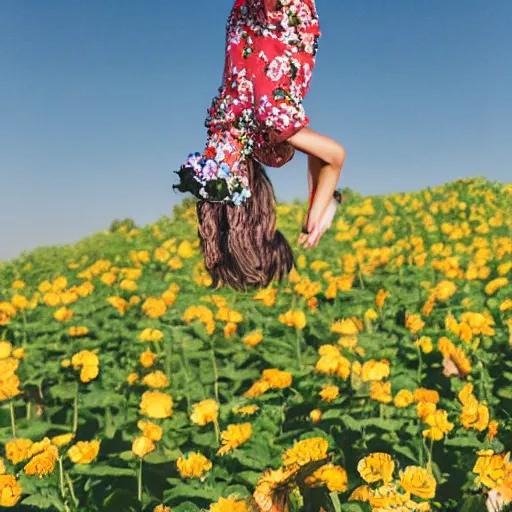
196,158,295,291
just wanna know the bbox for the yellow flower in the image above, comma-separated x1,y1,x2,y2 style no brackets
154,506,172,512
488,420,499,441
27,438,52,458
349,484,372,502
24,445,59,477
209,496,249,512
369,483,408,508
370,381,393,404
376,289,391,309
68,326,89,337
416,336,433,354
364,308,378,321
262,369,292,389
394,389,414,408
5,439,33,464
304,463,348,492
319,385,339,402
140,350,157,368
51,433,75,447
12,347,26,359
190,399,219,426
310,409,323,423
0,341,12,359
127,372,139,385
176,452,212,479
399,466,436,499
357,453,395,484
416,401,437,420
315,345,351,380
0,302,17,326
217,423,252,456
233,405,259,416
434,281,457,301
422,409,455,441
107,296,129,316
0,474,22,507
278,309,307,330
331,318,361,335
142,370,169,389
0,358,21,401
405,313,425,334
485,277,508,295
414,388,439,404
361,360,390,382
282,437,329,468
139,391,174,419
216,307,243,323
244,379,270,399
11,294,29,310
101,272,117,286
138,328,164,342
142,298,167,319
0,458,5,475
71,350,99,368
224,322,238,338
132,436,156,458
472,450,510,489
67,440,100,464
177,240,194,258
243,330,264,347
80,365,99,383
460,396,490,432
137,420,163,441
53,306,74,322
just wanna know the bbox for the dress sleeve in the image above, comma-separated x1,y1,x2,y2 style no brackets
263,0,278,17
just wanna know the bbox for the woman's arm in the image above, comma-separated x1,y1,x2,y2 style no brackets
288,127,346,248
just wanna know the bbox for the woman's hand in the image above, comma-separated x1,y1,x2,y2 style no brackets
298,196,339,249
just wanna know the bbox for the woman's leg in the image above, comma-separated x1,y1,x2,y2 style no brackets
288,127,346,248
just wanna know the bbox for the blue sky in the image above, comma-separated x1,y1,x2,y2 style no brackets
0,0,510,261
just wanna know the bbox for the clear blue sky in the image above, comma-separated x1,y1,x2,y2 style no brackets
1,1,510,261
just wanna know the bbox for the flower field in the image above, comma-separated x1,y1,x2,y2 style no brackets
0,176,511,512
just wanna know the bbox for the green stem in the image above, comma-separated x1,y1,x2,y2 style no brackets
295,328,303,371
65,473,79,508
213,419,220,447
58,457,67,499
137,457,143,504
26,401,31,420
165,331,173,382
10,402,16,439
358,267,365,289
427,437,434,471
180,336,192,413
416,344,423,385
73,381,79,433
210,341,220,403
22,309,28,347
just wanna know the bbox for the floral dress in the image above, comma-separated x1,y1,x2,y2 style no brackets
173,0,321,205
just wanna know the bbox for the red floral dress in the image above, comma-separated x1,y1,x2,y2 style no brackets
174,0,321,205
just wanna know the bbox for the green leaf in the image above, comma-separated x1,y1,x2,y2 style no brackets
71,463,136,477
340,414,362,432
173,503,202,512
459,495,486,512
392,444,418,463
359,418,405,431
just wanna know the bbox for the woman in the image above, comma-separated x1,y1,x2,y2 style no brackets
173,0,346,290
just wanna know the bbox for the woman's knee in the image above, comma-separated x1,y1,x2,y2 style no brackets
331,143,346,169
